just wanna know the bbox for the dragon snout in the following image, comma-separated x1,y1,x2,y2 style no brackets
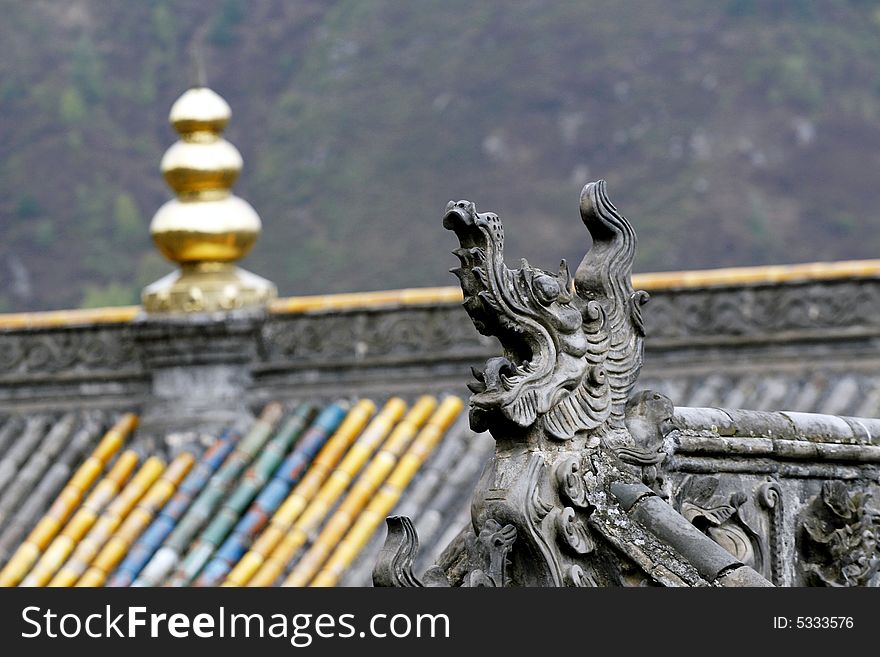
443,200,477,230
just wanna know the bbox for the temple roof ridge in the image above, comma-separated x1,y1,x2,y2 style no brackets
4,257,880,329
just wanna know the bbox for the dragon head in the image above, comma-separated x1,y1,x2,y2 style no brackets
443,199,612,440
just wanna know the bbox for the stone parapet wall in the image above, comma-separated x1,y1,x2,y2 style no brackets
0,323,147,413
2,275,880,426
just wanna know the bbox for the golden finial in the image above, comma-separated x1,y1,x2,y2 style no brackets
142,70,276,313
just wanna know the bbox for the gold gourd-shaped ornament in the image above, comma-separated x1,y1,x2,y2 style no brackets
142,79,276,313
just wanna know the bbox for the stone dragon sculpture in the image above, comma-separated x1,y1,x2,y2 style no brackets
442,181,648,443
373,181,771,587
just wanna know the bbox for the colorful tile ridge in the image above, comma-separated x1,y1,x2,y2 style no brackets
49,456,166,586
78,453,195,587
224,399,378,586
0,414,104,564
133,403,284,586
107,431,239,587
338,410,492,586
283,396,440,586
22,450,140,586
311,396,463,586
196,402,349,586
166,403,320,586
0,413,137,586
244,398,407,587
0,396,472,588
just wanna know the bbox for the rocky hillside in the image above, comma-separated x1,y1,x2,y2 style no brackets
2,0,880,311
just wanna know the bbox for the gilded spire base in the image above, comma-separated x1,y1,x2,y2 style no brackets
142,262,276,314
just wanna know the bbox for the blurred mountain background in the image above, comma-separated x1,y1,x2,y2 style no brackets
2,0,880,311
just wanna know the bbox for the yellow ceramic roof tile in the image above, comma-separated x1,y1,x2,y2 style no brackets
282,396,437,587
76,453,194,587
0,306,140,330
224,399,377,587
630,259,880,290
19,451,139,587
50,456,165,587
0,415,136,587
311,396,463,587
247,398,406,587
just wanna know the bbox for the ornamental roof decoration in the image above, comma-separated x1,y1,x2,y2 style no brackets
142,80,276,314
373,182,880,588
